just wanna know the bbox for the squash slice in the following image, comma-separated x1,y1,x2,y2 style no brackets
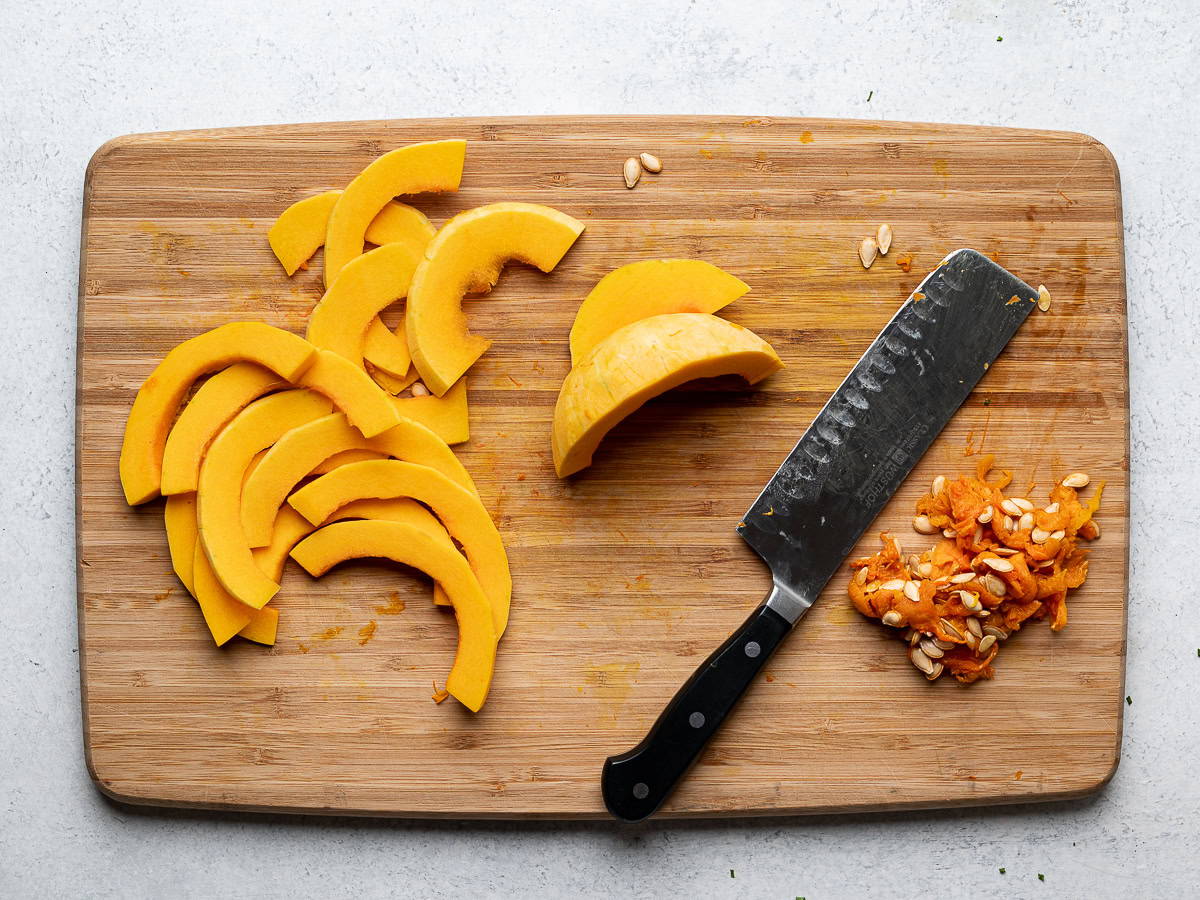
164,492,198,596
306,242,422,372
237,606,279,646
363,317,412,378
406,202,585,395
191,541,253,645
241,412,477,548
553,313,783,477
160,363,287,495
310,448,386,475
197,390,334,609
368,361,421,394
391,377,469,445
290,520,496,711
288,459,511,636
293,349,400,438
119,322,317,505
569,260,750,364
324,139,466,288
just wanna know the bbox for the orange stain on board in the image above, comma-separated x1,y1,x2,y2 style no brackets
800,131,814,143
375,592,406,615
896,254,914,273
358,621,378,646
1014,770,1023,780
153,587,173,603
314,626,343,641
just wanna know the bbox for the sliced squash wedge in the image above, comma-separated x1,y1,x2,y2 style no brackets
191,542,253,645
324,139,466,288
290,520,496,711
553,313,783,477
294,349,400,438
288,459,511,636
306,242,422,371
197,389,334,609
160,363,286,495
241,412,477,548
119,322,317,505
365,201,436,256
569,260,750,364
309,448,386,475
252,505,319,583
368,361,421,394
391,377,469,445
237,606,280,646
164,492,198,596
363,317,412,377
406,202,585,395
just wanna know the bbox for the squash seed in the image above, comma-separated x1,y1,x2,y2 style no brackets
918,562,933,578
910,646,935,674
1051,529,1067,541
982,573,1007,597
982,557,1014,573
876,223,893,255
1019,511,1035,531
919,639,944,658
880,579,906,591
1012,497,1034,513
856,567,868,585
932,474,946,495
1062,472,1089,488
1031,527,1051,543
964,630,979,650
1045,502,1060,514
903,582,921,603
913,515,939,534
959,591,983,613
977,634,997,654
909,629,921,646
943,528,957,538
925,661,945,681
978,505,994,524
932,637,956,650
1037,284,1051,312
882,610,903,627
966,616,984,638
864,582,879,593
950,573,976,584
410,382,430,397
638,152,663,173
940,617,965,639
983,624,1008,640
993,547,1020,556
623,157,641,188
1003,515,1016,531
973,524,984,545
860,237,879,269
1001,499,1022,516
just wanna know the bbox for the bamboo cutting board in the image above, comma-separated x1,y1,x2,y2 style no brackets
77,116,1128,817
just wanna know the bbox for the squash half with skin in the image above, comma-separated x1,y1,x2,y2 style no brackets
240,412,477,548
406,203,585,395
288,459,512,637
324,139,466,288
568,260,750,365
552,313,784,477
119,322,317,505
290,520,496,712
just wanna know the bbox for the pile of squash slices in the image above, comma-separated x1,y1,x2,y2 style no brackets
119,139,783,711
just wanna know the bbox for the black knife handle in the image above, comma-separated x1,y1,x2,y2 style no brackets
601,598,791,822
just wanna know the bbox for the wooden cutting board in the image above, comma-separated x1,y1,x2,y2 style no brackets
77,116,1128,817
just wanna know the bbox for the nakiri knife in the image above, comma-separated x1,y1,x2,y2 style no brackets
600,249,1039,822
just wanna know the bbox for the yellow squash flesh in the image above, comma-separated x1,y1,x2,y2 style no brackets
160,363,287,495
406,202,585,395
368,361,420,394
363,317,412,377
119,322,317,505
294,349,400,438
390,377,469,445
197,389,334,609
163,492,198,596
309,448,385,475
236,606,279,646
191,541,253,644
240,412,477,548
569,260,750,364
290,520,496,711
324,140,466,288
288,459,511,636
552,313,784,477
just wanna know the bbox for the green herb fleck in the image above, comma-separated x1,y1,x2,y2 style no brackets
867,91,873,102
1039,873,1045,882
997,36,1003,42
730,870,735,878
1127,696,1132,705
1000,868,1006,874
984,398,991,406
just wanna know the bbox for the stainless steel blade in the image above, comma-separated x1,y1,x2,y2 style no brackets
736,248,1037,623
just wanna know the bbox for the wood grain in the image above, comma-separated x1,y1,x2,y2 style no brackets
77,116,1128,818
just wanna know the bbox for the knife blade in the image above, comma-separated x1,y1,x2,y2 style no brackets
601,249,1038,822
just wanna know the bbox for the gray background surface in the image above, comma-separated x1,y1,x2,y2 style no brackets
2,1,1197,897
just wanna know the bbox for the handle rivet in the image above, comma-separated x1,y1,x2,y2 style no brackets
744,641,761,658
633,783,649,800
689,711,705,728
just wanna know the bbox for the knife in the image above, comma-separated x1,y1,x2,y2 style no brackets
600,249,1038,822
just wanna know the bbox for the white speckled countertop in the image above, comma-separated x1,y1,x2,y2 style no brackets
2,1,1197,896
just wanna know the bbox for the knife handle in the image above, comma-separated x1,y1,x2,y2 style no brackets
601,599,791,822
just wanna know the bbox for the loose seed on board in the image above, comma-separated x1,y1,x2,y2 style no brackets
983,625,1009,640
410,382,430,397
877,223,893,255
926,662,945,681
982,573,1007,597
978,505,994,524
1062,472,1090,488
1037,284,1052,312
977,634,997,653
982,557,1015,573
918,562,933,578
623,157,641,188
881,579,906,591
903,581,921,603
940,618,965,639
919,639,945,659
1045,502,1060,514
966,617,984,638
1019,512,1035,532
1001,499,1022,516
1031,527,1051,543
951,573,976,584
1012,497,1034,513
1003,515,1016,531
913,515,938,534
882,610,903,627
1051,529,1067,541
638,152,662,172
932,474,946,495
860,237,879,269
910,646,935,675
856,567,868,585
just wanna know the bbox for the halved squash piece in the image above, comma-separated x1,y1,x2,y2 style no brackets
324,139,466,288
406,203,585,395
119,322,317,505
237,606,279,646
569,260,750,364
368,361,420,394
294,349,400,438
310,448,386,475
306,242,421,371
164,492,198,596
288,459,511,636
290,520,496,711
270,192,435,277
241,412,476,548
197,389,333,609
324,496,457,607
363,317,412,378
391,377,469,445
553,313,784,477
191,542,253,645
160,363,287,495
